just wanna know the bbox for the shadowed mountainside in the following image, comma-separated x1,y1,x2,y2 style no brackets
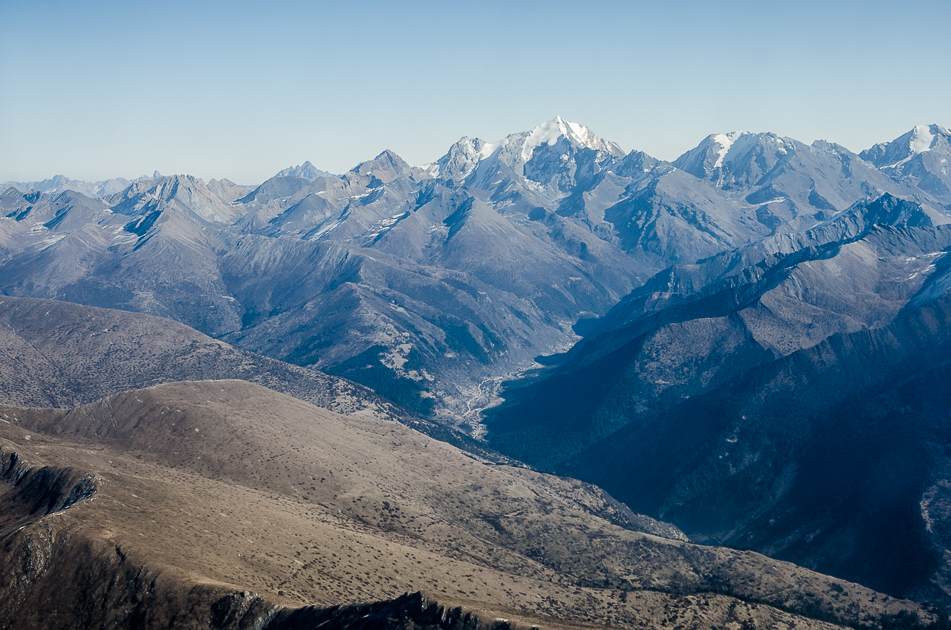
486,196,951,469
556,292,951,603
490,286,951,604
484,195,951,603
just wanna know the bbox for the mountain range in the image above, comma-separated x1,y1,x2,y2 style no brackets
3,119,949,423
4,118,951,624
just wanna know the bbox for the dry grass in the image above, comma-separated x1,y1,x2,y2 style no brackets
0,380,928,629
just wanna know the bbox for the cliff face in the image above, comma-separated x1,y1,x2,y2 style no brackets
0,448,174,630
0,446,101,546
1,527,177,630
0,518,510,630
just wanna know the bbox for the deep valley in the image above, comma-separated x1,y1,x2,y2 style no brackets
3,119,951,628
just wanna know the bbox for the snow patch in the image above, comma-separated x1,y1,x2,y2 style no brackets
911,124,936,155
478,140,504,161
382,343,413,370
37,235,66,249
883,125,939,169
712,131,745,168
309,220,341,240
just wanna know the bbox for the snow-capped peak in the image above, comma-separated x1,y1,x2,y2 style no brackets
473,117,624,166
519,116,626,162
424,137,488,181
673,130,765,179
424,118,626,191
861,124,951,170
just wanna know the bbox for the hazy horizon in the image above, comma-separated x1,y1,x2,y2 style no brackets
2,0,949,184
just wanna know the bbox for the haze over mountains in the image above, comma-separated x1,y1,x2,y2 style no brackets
4,118,951,626
2,119,949,421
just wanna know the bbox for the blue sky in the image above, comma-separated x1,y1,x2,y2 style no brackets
2,0,949,184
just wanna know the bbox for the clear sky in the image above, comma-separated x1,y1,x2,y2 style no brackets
2,0,949,184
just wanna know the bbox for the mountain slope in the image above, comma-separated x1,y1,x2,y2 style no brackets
0,174,135,198
0,295,396,418
0,184,621,421
673,131,941,234
486,195,951,469
107,174,245,224
483,192,951,601
561,291,951,602
274,160,334,180
862,124,951,204
4,121,950,429
0,380,930,629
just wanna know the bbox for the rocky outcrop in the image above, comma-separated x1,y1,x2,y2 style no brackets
264,592,519,630
0,446,101,534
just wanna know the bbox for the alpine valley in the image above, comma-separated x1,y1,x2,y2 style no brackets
2,119,951,629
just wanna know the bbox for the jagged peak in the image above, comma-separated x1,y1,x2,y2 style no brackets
424,119,626,189
352,150,409,170
705,131,753,169
519,116,626,161
118,173,207,197
440,118,620,165
900,124,946,156
611,149,665,178
674,131,794,180
915,123,950,139
1,186,27,200
861,124,951,169
275,161,334,180
348,150,415,185
423,137,488,180
816,192,947,231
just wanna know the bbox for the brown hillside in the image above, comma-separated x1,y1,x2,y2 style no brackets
0,380,929,629
0,296,392,417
